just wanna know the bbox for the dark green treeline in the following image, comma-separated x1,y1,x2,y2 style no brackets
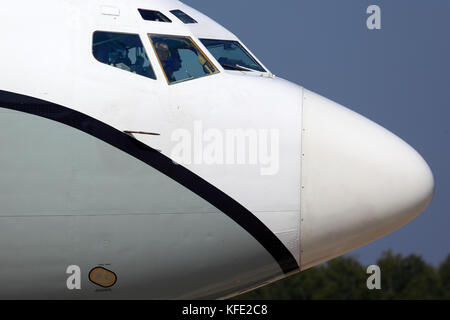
234,251,450,300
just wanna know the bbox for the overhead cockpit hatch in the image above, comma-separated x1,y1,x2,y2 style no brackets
138,9,172,23
170,10,198,24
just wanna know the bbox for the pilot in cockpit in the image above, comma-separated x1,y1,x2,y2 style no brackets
154,41,181,82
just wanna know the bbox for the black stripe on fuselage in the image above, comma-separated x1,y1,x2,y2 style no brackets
0,90,299,274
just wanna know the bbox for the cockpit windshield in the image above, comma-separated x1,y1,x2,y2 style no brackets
149,34,218,84
200,39,266,73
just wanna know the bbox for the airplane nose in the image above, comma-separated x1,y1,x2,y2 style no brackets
300,89,435,270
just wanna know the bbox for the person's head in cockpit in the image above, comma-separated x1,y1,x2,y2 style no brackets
155,42,170,62
155,41,180,82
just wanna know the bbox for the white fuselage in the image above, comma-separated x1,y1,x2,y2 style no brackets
0,0,434,299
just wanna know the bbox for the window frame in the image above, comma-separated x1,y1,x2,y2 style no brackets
148,33,220,85
92,30,158,81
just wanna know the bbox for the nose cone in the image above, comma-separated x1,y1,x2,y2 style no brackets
300,89,434,270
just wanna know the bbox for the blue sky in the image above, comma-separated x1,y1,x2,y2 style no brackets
184,0,450,266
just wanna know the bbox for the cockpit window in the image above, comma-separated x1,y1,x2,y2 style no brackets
200,39,266,73
149,34,218,85
138,9,172,22
93,32,156,79
170,10,197,24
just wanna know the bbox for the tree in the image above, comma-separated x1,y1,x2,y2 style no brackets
438,254,450,299
234,250,446,300
376,250,440,299
235,256,369,300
